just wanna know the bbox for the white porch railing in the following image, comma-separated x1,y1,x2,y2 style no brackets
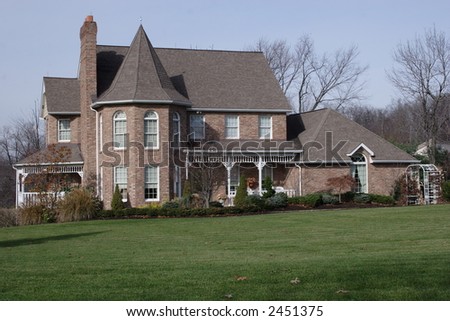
19,192,66,207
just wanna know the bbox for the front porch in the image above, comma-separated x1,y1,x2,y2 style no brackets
14,164,83,207
185,148,301,205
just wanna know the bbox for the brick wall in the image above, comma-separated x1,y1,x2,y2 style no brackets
46,115,80,145
192,112,287,141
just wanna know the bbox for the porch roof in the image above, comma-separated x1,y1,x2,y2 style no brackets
15,143,84,167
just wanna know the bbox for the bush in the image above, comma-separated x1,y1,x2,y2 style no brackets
234,176,248,207
341,191,356,203
353,193,371,203
262,176,275,198
0,208,19,228
19,205,46,225
266,192,288,209
244,194,266,209
58,188,101,222
369,194,395,205
442,181,450,202
209,201,224,208
321,193,339,205
111,184,125,210
288,194,322,208
162,200,180,209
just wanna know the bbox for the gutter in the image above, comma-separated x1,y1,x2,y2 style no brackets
91,99,192,108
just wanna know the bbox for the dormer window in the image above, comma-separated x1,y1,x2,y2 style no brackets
58,119,71,142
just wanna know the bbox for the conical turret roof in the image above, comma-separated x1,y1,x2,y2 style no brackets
95,25,190,105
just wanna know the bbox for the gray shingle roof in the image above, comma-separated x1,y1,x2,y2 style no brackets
42,77,80,115
290,108,419,163
95,26,190,106
15,143,83,165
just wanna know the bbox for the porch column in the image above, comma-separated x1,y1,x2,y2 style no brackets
254,156,266,196
222,159,235,199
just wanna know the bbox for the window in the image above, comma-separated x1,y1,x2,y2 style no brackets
114,166,128,201
190,114,205,140
259,115,272,139
262,165,273,181
58,119,71,142
144,111,158,149
173,112,180,147
113,111,127,149
351,153,367,193
145,165,159,201
229,166,240,196
225,115,239,139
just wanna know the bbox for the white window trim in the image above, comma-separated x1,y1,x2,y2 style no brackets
225,115,239,139
144,111,159,150
114,166,128,202
113,111,127,150
145,165,160,202
351,154,368,194
259,115,272,139
57,119,71,142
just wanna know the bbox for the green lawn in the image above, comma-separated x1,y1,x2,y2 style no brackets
1,205,449,300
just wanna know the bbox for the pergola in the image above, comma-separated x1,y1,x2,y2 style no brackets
405,164,441,205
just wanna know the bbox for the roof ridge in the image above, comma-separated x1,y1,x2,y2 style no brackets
329,109,418,160
310,108,331,142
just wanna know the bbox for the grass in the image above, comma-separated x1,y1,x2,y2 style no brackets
0,205,449,300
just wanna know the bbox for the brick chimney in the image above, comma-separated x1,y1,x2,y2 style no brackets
79,15,98,184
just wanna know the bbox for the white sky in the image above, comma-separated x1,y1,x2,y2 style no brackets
1,0,450,127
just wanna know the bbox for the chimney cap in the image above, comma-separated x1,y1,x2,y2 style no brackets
85,15,94,22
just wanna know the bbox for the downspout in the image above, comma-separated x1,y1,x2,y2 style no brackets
295,163,302,196
90,104,100,198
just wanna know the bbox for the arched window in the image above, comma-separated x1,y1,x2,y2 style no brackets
351,153,367,193
113,111,126,149
144,111,158,149
172,112,180,147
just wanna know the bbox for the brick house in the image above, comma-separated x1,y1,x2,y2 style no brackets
14,16,419,208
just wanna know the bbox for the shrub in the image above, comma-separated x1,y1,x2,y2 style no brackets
162,200,180,209
288,194,322,208
369,194,395,205
266,192,288,209
244,194,266,209
111,184,125,210
442,181,450,202
341,191,356,203
234,176,248,207
262,176,275,198
353,193,371,203
58,188,101,222
321,193,339,205
209,201,224,208
19,205,46,225
0,208,19,228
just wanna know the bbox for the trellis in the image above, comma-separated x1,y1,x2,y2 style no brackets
405,164,441,205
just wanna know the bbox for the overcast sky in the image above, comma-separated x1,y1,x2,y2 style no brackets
1,0,450,127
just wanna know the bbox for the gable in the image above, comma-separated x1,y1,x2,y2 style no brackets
42,77,80,116
294,109,419,164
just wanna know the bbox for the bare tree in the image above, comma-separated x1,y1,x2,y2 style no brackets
389,27,450,164
0,106,44,166
252,36,368,112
